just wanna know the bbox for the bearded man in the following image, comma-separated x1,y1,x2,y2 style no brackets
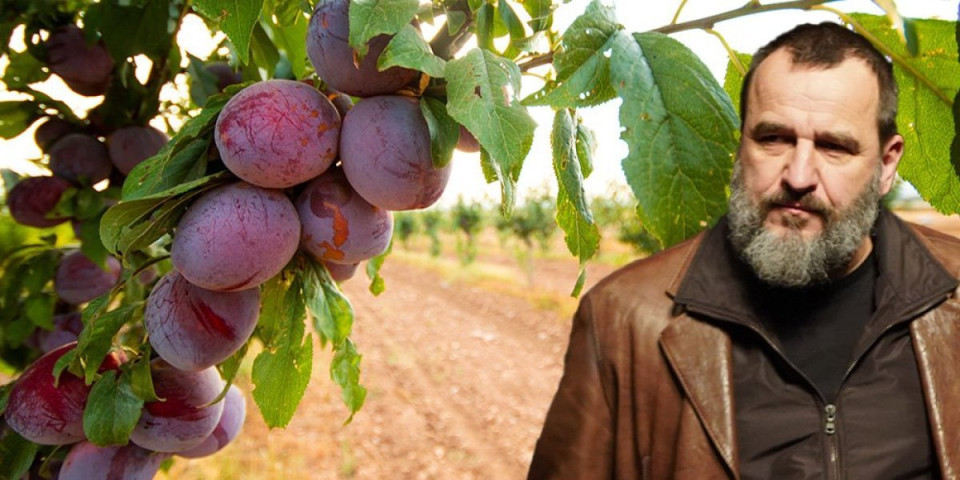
528,22,960,479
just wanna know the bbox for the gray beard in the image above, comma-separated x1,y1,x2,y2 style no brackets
727,162,882,288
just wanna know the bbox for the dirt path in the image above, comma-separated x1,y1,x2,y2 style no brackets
165,255,592,479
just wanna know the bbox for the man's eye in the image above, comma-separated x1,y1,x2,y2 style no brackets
818,141,850,153
758,135,789,144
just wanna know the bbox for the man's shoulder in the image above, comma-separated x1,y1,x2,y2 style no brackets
583,231,704,312
904,219,960,276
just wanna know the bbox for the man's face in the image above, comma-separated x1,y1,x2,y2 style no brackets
728,49,904,287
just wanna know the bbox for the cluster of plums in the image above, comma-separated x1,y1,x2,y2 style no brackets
4,0,476,477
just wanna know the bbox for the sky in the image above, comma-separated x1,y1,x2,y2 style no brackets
1,0,957,207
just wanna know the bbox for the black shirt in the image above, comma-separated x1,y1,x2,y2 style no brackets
756,251,876,402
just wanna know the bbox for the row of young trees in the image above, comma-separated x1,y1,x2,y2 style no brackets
0,0,956,478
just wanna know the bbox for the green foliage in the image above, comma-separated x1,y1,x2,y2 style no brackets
452,198,484,264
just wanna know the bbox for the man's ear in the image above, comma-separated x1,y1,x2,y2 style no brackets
879,134,904,195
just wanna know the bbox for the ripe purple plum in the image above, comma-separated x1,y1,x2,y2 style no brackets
48,133,113,185
215,79,340,188
144,271,260,371
297,167,393,265
306,0,419,97
34,117,77,151
6,176,73,228
37,312,84,353
54,251,121,305
171,182,300,291
456,126,481,153
324,260,359,282
323,87,354,118
107,125,168,175
205,62,243,91
130,359,225,453
340,95,451,210
5,343,123,445
45,25,114,96
177,384,246,458
60,442,169,480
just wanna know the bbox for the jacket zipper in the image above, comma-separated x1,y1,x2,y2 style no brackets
824,403,839,480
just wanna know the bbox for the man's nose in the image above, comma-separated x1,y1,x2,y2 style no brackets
781,141,818,195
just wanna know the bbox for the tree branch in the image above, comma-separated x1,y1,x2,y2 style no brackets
654,0,842,34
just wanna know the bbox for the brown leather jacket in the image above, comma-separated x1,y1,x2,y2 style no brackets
528,211,960,479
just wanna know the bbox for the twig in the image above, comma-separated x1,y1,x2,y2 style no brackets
670,0,690,25
705,28,745,76
655,0,842,34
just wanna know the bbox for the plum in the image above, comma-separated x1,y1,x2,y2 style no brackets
54,251,122,305
323,87,354,118
36,312,85,353
5,343,123,445
144,271,259,371
6,176,73,228
340,95,451,210
129,359,225,453
107,125,168,175
176,384,246,458
215,79,340,188
45,25,114,96
205,61,243,91
297,167,393,265
456,126,481,153
34,117,78,151
48,133,113,185
171,182,300,291
306,0,419,97
324,260,359,282
59,442,169,480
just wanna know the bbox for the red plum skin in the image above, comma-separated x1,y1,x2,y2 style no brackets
54,251,122,305
60,442,170,480
145,271,260,371
129,360,225,453
5,343,123,445
297,167,393,265
177,384,246,458
340,96,451,210
306,0,418,97
45,25,114,96
48,133,113,185
171,182,300,292
215,79,341,188
7,176,73,228
108,126,168,175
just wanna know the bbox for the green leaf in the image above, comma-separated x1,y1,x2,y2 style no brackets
475,3,495,52
379,24,446,78
851,14,960,214
216,341,250,395
85,0,173,60
522,0,619,108
251,333,313,428
0,429,37,480
0,101,35,139
721,52,752,120
611,32,738,247
366,238,392,296
78,212,110,269
871,0,917,55
576,121,596,179
522,0,554,32
123,139,211,201
193,0,264,64
2,49,48,89
128,351,159,402
83,370,144,446
24,294,55,329
446,10,466,35
251,270,312,428
101,172,230,256
303,259,354,346
348,0,419,57
445,49,536,217
552,109,599,268
77,304,141,382
188,55,222,107
249,22,280,77
420,97,459,168
331,338,366,423
267,9,310,79
497,0,527,58
570,267,587,297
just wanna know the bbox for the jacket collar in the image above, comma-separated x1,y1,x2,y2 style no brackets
659,208,959,478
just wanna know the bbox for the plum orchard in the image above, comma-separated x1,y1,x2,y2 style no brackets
1,0,957,478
